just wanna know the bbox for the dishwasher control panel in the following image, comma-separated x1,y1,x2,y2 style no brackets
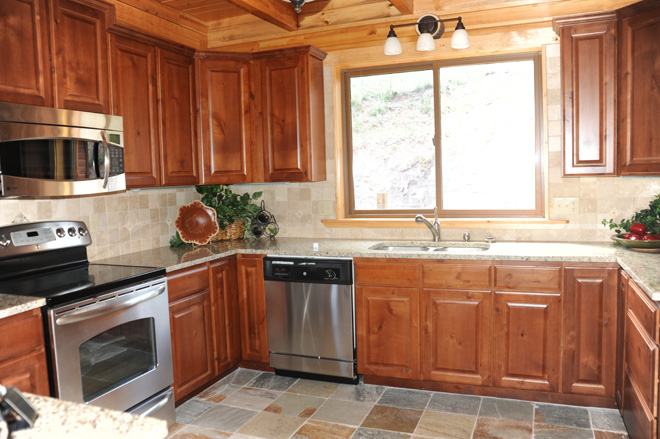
263,257,352,285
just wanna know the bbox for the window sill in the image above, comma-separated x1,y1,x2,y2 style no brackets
321,218,569,229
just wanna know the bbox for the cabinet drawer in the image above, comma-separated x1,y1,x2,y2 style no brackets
628,280,659,342
494,264,562,292
0,309,45,363
623,369,656,439
625,310,658,414
0,348,50,396
422,262,491,290
167,265,210,302
355,260,420,287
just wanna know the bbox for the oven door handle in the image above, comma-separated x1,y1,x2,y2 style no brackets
55,285,166,326
137,389,172,418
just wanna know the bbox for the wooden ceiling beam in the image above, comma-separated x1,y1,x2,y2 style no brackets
389,0,414,15
225,0,298,31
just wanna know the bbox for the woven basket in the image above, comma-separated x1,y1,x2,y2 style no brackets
210,221,246,241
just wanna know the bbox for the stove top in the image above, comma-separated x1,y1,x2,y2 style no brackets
0,221,165,307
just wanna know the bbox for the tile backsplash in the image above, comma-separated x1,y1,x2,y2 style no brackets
2,44,660,260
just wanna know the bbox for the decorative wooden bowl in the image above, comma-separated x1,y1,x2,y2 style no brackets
175,200,219,245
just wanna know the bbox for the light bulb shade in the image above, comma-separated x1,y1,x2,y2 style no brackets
416,32,435,52
450,19,470,49
384,35,402,55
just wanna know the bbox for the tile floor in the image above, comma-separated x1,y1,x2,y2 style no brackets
167,369,629,439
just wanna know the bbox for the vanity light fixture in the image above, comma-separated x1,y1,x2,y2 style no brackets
384,14,470,55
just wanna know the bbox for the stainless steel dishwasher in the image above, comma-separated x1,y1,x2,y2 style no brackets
263,257,357,382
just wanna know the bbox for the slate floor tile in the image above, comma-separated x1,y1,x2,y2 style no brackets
590,408,628,432
414,410,476,439
353,427,412,439
292,420,356,439
472,417,532,439
534,424,594,439
594,431,629,439
220,368,261,386
534,403,591,429
238,411,306,439
168,425,232,439
311,398,373,426
330,383,385,403
195,383,242,404
478,397,534,422
361,405,423,434
426,392,482,416
264,393,326,418
247,373,299,392
221,387,281,411
175,399,215,424
190,404,258,432
377,387,432,410
287,379,340,398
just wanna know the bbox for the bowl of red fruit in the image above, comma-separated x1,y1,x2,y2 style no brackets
611,222,660,252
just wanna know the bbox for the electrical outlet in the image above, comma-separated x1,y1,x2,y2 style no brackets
554,197,579,214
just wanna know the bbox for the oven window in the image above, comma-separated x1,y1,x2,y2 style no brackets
79,318,157,403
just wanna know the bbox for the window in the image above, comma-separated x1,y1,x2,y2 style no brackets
343,53,543,218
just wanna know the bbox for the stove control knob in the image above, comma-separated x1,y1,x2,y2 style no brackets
78,227,88,237
56,227,66,238
0,235,10,247
67,227,77,237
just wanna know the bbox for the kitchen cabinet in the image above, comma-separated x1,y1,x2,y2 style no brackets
197,54,255,184
109,33,160,188
617,0,660,175
236,255,269,364
158,48,198,186
622,276,659,439
554,13,617,176
167,265,215,402
253,46,327,182
616,269,630,409
0,309,50,396
209,258,241,373
0,0,53,107
563,267,618,396
51,0,111,114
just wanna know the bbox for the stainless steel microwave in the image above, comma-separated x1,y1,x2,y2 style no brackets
0,102,126,198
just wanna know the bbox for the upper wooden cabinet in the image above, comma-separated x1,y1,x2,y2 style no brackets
51,0,111,113
0,0,53,107
197,54,254,184
617,0,660,175
554,14,617,176
109,33,160,187
253,46,327,183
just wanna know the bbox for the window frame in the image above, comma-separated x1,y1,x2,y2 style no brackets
342,52,545,219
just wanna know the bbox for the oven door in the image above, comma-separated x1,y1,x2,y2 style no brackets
47,279,173,413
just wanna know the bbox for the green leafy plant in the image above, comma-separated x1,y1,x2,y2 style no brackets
196,185,263,230
169,231,184,247
602,194,660,235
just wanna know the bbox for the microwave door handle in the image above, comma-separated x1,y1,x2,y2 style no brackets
99,131,110,189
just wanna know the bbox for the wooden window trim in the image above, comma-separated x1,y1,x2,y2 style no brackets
341,53,545,220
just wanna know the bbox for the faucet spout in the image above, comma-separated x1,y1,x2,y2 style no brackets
415,207,441,242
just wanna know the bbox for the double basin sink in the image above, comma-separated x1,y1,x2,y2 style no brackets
369,241,490,253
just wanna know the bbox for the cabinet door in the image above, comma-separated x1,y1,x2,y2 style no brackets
557,15,617,176
109,34,160,187
52,0,110,113
493,291,561,392
422,289,491,386
618,3,660,175
356,286,420,379
0,0,52,106
0,348,50,396
617,269,630,410
258,51,326,182
169,289,215,401
199,58,254,184
210,258,241,373
563,267,617,396
158,49,198,186
236,256,268,363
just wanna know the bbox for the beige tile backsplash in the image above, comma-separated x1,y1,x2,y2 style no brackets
2,43,660,260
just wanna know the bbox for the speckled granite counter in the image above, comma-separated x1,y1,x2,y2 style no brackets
0,295,45,320
12,393,167,439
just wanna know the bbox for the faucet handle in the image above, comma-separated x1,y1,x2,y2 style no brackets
433,206,438,223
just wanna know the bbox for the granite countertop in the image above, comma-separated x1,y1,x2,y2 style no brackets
2,238,660,318
11,393,167,439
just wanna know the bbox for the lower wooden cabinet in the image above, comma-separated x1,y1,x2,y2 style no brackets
236,255,269,364
210,258,241,372
356,286,420,379
0,308,49,396
422,289,491,386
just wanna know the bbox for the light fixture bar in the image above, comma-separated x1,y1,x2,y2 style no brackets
383,16,469,55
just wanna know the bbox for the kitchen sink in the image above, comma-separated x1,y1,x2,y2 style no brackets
369,242,490,252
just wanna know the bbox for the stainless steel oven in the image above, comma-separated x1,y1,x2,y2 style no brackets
0,221,174,425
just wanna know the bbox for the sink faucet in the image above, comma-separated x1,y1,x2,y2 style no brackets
415,207,441,242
